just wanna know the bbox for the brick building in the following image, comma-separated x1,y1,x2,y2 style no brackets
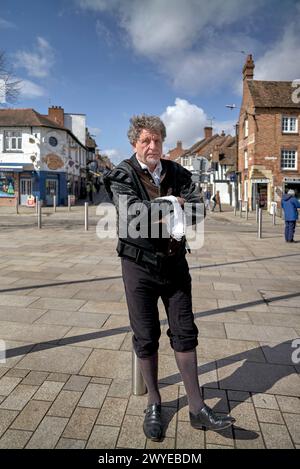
165,141,186,161
238,54,300,211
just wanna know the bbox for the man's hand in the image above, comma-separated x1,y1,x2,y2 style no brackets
177,197,186,206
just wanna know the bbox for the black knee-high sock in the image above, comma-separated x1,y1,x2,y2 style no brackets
137,352,161,406
174,349,204,415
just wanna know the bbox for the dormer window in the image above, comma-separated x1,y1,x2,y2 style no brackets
282,116,298,133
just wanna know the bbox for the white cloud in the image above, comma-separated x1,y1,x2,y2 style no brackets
255,24,300,81
14,37,55,78
160,98,236,151
19,79,45,98
76,0,264,93
0,17,16,29
102,148,124,164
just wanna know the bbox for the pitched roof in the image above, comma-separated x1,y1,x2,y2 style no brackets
0,108,66,129
247,80,300,108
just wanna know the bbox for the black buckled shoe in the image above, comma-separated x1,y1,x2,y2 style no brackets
143,403,163,441
190,404,235,432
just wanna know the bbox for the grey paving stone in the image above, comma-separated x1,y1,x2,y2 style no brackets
252,393,279,409
0,377,22,396
198,337,265,362
260,423,294,449
80,349,132,379
276,396,300,414
0,429,32,448
229,402,260,431
0,306,47,324
90,377,112,385
78,383,108,408
248,311,300,328
225,323,298,343
36,310,108,329
5,369,30,379
206,444,233,449
16,344,92,374
0,368,9,379
47,390,82,418
260,341,298,366
61,326,127,350
205,423,234,447
256,408,284,424
0,384,38,410
63,375,91,392
47,373,70,383
56,438,86,449
108,379,131,399
283,413,300,444
87,425,120,449
0,294,39,308
0,321,70,342
0,409,19,437
234,430,265,448
227,390,251,402
26,416,68,449
33,381,65,401
62,407,99,440
213,282,242,292
116,414,146,449
79,301,128,315
176,421,205,449
21,371,49,386
203,388,229,413
11,400,51,431
97,397,128,426
29,297,86,311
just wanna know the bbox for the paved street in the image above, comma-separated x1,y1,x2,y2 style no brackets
0,200,299,449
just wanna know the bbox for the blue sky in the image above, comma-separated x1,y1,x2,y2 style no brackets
1,0,300,163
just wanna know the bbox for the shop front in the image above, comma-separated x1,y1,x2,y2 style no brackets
282,177,300,200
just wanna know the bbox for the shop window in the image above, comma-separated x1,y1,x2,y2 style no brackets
0,173,15,197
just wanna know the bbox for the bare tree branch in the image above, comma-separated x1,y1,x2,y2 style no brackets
0,50,22,106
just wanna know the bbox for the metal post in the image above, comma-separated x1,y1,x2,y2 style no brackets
272,209,276,225
257,208,262,239
132,349,146,396
53,195,56,213
234,205,237,216
85,202,89,231
239,199,243,217
15,192,19,214
37,200,42,229
36,196,39,214
246,201,249,220
68,195,71,211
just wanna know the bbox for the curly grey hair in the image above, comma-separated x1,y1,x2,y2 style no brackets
127,114,166,145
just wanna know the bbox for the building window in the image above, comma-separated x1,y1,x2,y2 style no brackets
244,150,248,169
182,156,189,166
0,173,15,197
4,130,22,151
282,117,298,133
281,150,297,169
49,136,58,147
244,118,249,138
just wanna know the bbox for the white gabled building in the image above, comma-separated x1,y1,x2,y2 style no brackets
0,106,89,206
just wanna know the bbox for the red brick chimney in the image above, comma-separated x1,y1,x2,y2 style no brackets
176,141,182,149
204,127,213,139
243,54,255,81
48,106,64,127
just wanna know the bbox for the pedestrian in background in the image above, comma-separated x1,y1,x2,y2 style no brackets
211,190,222,212
281,189,300,242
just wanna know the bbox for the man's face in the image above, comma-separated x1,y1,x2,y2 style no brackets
133,129,163,169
